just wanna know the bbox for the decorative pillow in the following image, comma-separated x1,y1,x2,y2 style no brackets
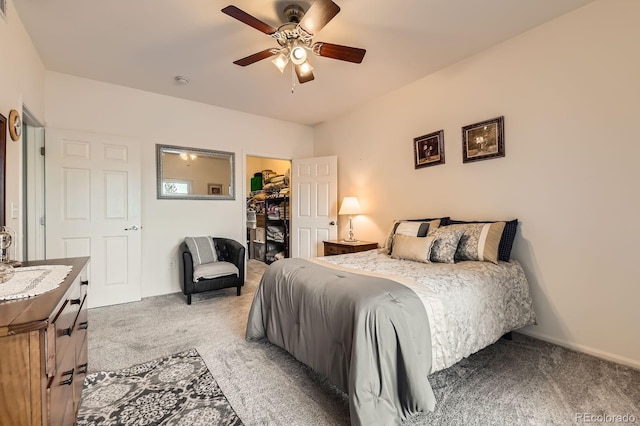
390,235,435,263
448,219,518,261
185,236,218,267
428,227,465,264
446,223,505,264
383,218,441,253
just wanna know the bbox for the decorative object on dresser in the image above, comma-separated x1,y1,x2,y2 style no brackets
414,129,445,169
338,196,361,242
323,240,378,256
462,116,505,163
0,225,21,267
0,257,90,426
180,237,245,305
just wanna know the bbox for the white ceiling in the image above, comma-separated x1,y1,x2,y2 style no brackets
15,0,592,126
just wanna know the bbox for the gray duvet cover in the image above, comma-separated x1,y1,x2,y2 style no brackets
246,258,436,426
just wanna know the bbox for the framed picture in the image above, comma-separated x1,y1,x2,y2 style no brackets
207,183,223,195
414,130,445,169
462,116,504,163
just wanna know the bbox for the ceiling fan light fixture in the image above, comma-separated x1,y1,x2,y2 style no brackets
299,61,313,75
290,46,307,65
272,53,290,73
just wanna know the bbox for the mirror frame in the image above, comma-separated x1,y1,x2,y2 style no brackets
156,144,235,200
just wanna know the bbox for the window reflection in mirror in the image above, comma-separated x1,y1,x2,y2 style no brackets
156,144,235,200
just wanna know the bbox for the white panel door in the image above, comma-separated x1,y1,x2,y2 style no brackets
45,128,142,308
291,156,338,258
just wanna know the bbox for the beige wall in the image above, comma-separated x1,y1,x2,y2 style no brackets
45,72,314,297
314,0,640,367
0,2,46,257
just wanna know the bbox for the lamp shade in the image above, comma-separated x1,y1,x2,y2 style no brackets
339,197,361,215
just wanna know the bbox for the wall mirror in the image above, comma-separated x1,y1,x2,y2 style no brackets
156,144,235,200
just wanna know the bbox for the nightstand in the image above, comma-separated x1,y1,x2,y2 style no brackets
323,240,378,256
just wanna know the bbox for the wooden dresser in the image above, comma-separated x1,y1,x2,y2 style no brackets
0,257,90,426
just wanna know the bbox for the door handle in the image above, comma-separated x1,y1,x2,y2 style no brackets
124,225,140,231
329,221,336,226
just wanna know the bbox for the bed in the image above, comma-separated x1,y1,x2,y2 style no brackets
246,219,536,425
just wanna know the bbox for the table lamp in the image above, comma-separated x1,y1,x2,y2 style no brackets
338,197,361,242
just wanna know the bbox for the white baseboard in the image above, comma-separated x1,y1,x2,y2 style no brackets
518,329,640,370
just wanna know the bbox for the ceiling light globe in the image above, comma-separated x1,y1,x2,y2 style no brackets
290,46,307,65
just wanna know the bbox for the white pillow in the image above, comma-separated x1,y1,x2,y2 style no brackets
390,235,435,263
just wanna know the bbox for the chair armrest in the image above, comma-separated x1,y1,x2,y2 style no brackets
180,242,195,286
214,238,245,282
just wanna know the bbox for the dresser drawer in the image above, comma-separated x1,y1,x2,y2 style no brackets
74,337,89,413
47,280,83,378
336,246,354,255
324,244,339,256
74,298,88,360
48,347,76,426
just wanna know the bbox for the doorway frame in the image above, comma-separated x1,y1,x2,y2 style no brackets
242,151,293,257
21,106,46,261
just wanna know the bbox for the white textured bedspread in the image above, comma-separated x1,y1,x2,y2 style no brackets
318,249,536,372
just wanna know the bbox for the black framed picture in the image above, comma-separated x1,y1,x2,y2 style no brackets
462,116,505,163
208,183,223,195
414,130,445,169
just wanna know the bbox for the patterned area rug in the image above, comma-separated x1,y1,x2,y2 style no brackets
77,349,243,426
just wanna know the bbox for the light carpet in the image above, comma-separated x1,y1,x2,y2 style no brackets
85,260,639,425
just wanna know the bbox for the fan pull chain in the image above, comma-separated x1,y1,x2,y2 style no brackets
291,65,297,94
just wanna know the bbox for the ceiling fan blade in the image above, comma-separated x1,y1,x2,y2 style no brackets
295,65,315,84
299,0,340,35
221,5,277,35
233,49,278,66
312,42,366,63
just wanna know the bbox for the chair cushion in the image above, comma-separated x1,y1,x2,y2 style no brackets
185,236,218,266
193,261,238,282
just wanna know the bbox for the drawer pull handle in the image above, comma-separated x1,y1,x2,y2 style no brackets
78,363,88,374
61,327,72,337
60,368,74,386
70,298,82,305
79,321,89,330
81,280,89,286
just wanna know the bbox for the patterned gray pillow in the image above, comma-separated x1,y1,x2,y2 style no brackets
185,237,218,266
447,222,506,264
428,227,464,264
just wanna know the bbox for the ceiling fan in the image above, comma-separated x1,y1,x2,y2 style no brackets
221,0,366,85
